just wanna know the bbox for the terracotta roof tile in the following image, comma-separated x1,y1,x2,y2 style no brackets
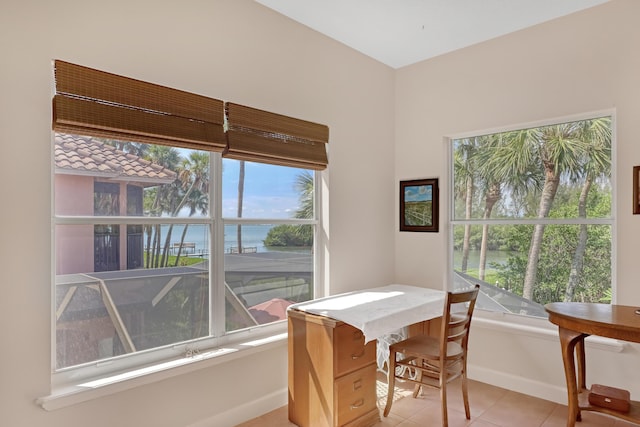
55,133,177,185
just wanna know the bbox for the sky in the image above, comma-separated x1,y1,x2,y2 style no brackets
222,159,305,219
170,147,307,220
404,183,433,202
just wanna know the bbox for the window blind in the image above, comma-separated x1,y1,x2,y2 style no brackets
52,60,226,152
52,60,329,169
225,102,329,170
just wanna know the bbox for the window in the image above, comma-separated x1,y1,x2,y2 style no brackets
52,60,327,378
450,115,613,317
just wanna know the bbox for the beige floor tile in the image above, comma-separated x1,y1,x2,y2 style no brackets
541,405,615,427
235,405,296,427
475,390,556,427
467,419,501,427
373,412,407,426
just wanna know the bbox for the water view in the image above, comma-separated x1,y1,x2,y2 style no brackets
155,224,274,255
453,250,511,278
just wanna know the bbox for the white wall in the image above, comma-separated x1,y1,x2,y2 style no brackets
0,1,395,426
394,0,640,402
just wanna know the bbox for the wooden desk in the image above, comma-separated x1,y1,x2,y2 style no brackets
288,309,380,427
288,285,445,427
545,302,640,427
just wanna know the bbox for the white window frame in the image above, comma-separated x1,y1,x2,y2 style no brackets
445,109,617,320
49,146,324,398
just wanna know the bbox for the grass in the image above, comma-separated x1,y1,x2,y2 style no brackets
462,268,500,285
143,253,205,267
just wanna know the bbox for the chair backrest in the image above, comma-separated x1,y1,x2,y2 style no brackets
439,284,480,359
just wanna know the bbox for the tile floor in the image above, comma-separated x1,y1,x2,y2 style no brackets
236,373,637,427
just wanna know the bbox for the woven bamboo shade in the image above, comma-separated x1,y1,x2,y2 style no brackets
225,103,329,170
52,60,226,151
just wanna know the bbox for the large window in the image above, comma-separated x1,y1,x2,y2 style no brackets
51,60,327,378
450,115,613,317
54,134,318,370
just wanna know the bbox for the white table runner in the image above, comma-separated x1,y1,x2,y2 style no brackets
287,284,445,343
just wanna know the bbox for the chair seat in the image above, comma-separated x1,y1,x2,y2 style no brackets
390,335,464,360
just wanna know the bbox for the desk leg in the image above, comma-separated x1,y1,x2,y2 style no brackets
575,336,586,390
558,327,586,427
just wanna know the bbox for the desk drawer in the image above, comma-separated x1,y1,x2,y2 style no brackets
334,324,376,377
335,363,378,426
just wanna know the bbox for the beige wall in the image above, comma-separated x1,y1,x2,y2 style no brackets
0,1,394,426
394,0,640,402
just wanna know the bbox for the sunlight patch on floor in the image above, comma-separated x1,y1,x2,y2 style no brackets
375,378,414,408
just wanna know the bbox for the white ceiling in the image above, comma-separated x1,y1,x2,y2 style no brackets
255,0,610,69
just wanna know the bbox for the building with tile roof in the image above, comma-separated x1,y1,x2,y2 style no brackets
54,133,177,275
55,133,177,184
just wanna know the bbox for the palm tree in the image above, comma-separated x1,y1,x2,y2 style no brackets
144,145,181,268
490,122,604,299
520,122,595,300
293,170,314,244
477,182,501,281
453,138,477,274
474,130,543,286
162,151,210,266
173,152,210,265
294,170,314,219
564,117,611,301
471,132,542,281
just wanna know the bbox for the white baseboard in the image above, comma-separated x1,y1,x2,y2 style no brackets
186,387,288,427
468,363,568,405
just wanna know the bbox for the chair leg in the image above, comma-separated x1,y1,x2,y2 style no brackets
412,358,423,398
461,363,471,419
440,378,448,427
383,351,397,417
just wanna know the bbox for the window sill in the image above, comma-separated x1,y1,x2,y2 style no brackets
36,332,287,411
473,310,626,353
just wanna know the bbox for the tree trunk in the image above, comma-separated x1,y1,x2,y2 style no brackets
564,178,592,302
174,224,190,266
461,175,473,273
154,225,161,268
162,178,198,266
479,183,500,281
522,169,560,300
144,225,153,268
161,224,174,267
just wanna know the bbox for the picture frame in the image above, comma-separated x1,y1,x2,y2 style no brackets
634,166,640,215
400,178,439,232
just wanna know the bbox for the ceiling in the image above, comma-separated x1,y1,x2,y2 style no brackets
255,0,610,69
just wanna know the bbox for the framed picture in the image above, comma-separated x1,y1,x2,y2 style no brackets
634,166,640,215
400,178,439,232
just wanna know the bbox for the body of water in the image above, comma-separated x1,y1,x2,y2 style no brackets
154,224,273,254
453,250,511,272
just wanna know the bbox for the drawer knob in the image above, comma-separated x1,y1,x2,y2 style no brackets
350,399,364,410
353,379,362,390
351,349,365,359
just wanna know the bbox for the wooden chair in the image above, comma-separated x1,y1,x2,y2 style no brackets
383,284,480,427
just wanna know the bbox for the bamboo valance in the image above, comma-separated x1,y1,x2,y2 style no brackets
225,103,329,170
52,60,329,169
52,60,226,151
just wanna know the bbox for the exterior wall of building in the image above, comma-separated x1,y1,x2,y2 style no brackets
55,174,94,274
